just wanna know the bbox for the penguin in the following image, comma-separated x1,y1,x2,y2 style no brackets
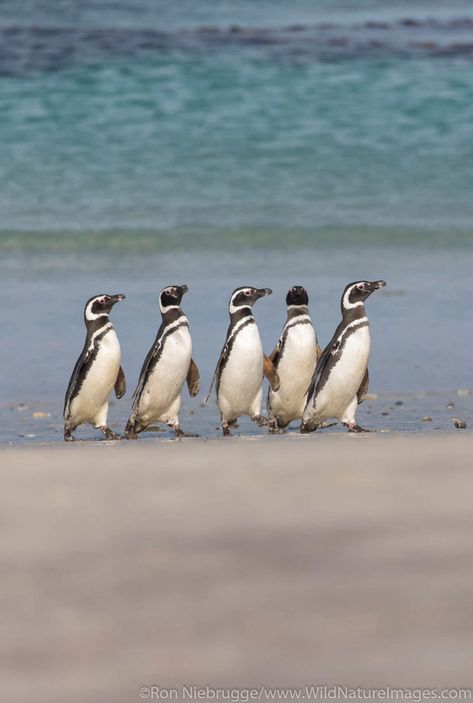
64,293,126,441
206,286,279,436
301,280,386,434
125,285,200,438
267,286,321,432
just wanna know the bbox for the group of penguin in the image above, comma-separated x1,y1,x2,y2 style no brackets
63,279,386,442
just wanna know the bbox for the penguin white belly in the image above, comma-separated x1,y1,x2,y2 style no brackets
314,326,370,421
270,325,317,423
138,327,192,424
219,324,263,419
69,330,121,424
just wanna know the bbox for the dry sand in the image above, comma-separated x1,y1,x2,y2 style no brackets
1,435,472,702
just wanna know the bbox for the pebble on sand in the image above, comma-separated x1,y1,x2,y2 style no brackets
452,418,467,429
422,416,432,422
457,389,470,397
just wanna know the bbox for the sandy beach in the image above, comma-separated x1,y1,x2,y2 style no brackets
2,435,472,702
2,1,473,700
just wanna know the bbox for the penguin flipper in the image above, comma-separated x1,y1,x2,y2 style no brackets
357,367,369,404
305,327,343,402
187,358,201,397
114,366,127,399
264,354,280,392
64,345,92,417
268,340,281,365
131,329,165,406
204,343,229,405
316,343,323,362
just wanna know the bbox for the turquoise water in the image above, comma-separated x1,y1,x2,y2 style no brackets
1,1,472,442
1,1,473,234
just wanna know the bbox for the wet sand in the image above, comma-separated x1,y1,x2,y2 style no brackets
1,435,473,702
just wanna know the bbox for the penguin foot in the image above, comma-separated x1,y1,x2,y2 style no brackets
125,430,140,440
345,423,370,433
173,426,199,438
222,423,232,436
300,421,317,434
228,419,239,428
98,426,124,440
64,426,76,442
252,414,268,427
124,421,140,439
268,419,278,434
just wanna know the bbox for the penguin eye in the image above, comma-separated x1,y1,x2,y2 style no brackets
356,284,365,291
244,291,251,296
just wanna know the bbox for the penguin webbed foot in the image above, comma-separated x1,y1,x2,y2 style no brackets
173,426,199,438
300,420,317,434
124,421,140,439
64,425,76,442
268,418,287,434
345,422,370,433
98,425,124,441
251,414,268,427
222,423,232,437
125,429,140,440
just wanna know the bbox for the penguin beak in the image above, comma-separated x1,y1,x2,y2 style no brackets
255,288,272,299
179,285,189,295
110,294,126,305
368,280,386,292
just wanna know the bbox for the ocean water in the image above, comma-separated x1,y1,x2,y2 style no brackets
1,1,472,443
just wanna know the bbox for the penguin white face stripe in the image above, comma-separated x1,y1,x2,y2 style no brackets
342,286,364,310
229,288,254,314
85,298,109,321
229,301,251,314
286,305,308,312
159,303,180,314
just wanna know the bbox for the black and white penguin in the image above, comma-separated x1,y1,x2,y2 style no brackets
301,280,386,434
64,293,126,441
125,285,200,438
267,286,321,432
207,286,279,436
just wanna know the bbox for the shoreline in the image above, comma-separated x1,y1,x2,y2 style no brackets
1,387,471,446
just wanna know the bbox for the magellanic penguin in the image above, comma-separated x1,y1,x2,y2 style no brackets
64,293,126,441
301,280,386,434
125,285,200,438
206,286,280,436
267,286,321,432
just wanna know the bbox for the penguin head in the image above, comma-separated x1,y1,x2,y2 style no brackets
229,286,272,314
84,293,125,322
286,285,309,308
342,280,386,311
159,284,188,313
